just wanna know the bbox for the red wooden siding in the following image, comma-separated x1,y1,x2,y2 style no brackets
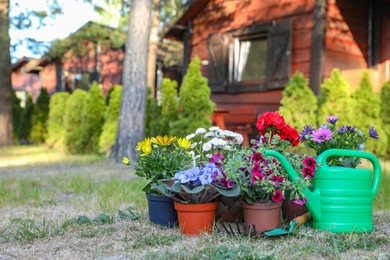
40,63,57,94
100,47,124,95
324,0,369,78
186,0,315,134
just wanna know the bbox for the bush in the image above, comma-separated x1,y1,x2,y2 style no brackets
170,56,215,137
144,87,162,137
17,95,34,143
380,81,390,155
317,69,354,126
46,92,70,150
161,78,178,135
81,82,106,153
352,72,388,157
30,88,50,143
99,85,122,155
278,72,317,131
64,89,87,154
12,90,23,143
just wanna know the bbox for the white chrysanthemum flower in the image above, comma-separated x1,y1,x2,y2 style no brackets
210,137,220,146
209,126,220,131
202,142,212,152
186,133,196,140
234,134,244,145
189,151,195,158
196,128,207,135
218,139,227,147
206,154,212,158
204,132,215,138
223,145,232,151
191,142,198,148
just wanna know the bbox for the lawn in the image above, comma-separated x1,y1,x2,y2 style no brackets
0,145,389,259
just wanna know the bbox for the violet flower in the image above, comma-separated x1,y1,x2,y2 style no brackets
311,128,332,143
299,125,314,141
326,115,339,125
369,126,379,140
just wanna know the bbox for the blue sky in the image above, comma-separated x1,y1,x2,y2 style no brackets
10,0,101,60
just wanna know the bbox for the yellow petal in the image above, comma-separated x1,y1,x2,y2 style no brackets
151,135,177,146
177,137,192,149
121,157,130,165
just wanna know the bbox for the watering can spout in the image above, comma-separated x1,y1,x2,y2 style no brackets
263,150,321,221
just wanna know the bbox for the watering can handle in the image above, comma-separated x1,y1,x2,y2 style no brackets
317,149,381,200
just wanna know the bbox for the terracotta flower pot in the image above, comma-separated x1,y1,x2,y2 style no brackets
241,201,283,232
282,200,308,222
174,202,218,236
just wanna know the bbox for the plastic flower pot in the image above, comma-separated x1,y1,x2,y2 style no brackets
241,201,283,232
174,202,218,236
146,193,178,228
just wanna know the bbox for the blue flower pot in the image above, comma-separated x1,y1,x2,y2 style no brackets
146,193,178,228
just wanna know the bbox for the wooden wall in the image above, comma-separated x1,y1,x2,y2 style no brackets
187,0,315,133
100,47,124,95
324,0,369,78
40,63,57,94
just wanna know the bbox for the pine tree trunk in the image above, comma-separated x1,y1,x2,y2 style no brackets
111,0,151,162
147,0,161,95
0,0,13,146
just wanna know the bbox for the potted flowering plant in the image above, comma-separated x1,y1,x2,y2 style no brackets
299,115,380,167
151,127,242,235
122,135,193,227
223,111,303,232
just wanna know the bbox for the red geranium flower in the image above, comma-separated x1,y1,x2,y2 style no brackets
256,112,286,135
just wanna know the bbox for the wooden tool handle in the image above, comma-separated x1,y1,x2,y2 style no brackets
293,212,312,225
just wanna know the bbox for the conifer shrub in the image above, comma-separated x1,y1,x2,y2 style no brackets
352,72,388,157
278,72,317,131
161,78,178,135
30,88,50,143
64,89,87,154
380,81,390,155
144,87,162,137
99,85,122,155
12,90,23,143
17,95,34,144
317,69,354,126
46,92,70,150
170,56,215,137
81,82,106,154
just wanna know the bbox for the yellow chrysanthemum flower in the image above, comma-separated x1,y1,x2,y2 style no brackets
136,138,152,156
177,137,192,150
121,157,130,165
151,135,177,146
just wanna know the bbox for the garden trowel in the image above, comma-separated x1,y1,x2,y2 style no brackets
264,212,312,237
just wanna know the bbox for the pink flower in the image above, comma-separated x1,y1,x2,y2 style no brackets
302,167,314,178
251,152,263,162
251,172,265,184
271,190,284,202
271,175,285,186
251,162,261,174
292,198,308,206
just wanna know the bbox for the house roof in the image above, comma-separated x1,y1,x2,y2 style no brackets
12,57,42,73
163,0,210,41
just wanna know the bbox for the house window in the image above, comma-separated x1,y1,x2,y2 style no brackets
233,36,267,82
208,19,292,94
72,73,90,91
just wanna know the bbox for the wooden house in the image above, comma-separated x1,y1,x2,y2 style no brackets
164,0,390,138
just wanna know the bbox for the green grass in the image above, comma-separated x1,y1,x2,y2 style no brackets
0,145,389,258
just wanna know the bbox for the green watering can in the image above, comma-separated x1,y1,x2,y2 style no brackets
263,149,381,233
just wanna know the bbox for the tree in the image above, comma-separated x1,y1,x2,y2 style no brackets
170,57,215,137
111,0,152,162
278,72,317,131
161,78,178,135
380,81,390,155
352,72,388,157
317,69,354,126
0,0,13,145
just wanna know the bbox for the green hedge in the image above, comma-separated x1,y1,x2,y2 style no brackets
64,89,87,154
99,85,122,155
170,56,215,137
17,95,34,143
30,88,50,143
144,87,162,137
279,72,317,131
12,90,23,143
46,92,70,150
161,78,178,136
81,82,106,153
380,81,390,155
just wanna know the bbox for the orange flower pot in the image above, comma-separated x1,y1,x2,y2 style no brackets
174,202,218,236
241,201,282,233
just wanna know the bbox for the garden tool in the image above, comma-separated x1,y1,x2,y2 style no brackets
263,149,381,233
264,212,312,237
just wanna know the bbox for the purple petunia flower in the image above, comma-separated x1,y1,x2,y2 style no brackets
311,128,332,143
299,125,314,141
292,198,308,206
303,157,316,169
326,116,339,125
369,126,380,140
302,167,315,178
